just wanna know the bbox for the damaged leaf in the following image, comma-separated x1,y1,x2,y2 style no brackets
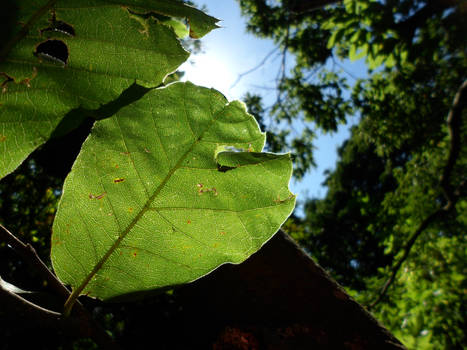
0,0,219,179
51,82,295,309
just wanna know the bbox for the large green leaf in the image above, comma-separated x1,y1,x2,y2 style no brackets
0,0,219,179
51,82,295,304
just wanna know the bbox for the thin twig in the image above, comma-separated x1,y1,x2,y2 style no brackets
230,47,279,89
0,223,71,300
440,80,467,201
368,210,444,309
368,79,467,309
0,281,95,347
331,56,360,81
0,223,122,349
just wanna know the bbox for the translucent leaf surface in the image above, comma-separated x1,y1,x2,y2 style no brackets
51,82,295,301
0,0,218,178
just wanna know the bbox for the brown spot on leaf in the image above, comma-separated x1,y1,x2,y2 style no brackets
113,178,125,183
1,68,37,92
0,134,6,142
273,194,294,204
89,192,106,200
197,184,218,196
1,72,13,93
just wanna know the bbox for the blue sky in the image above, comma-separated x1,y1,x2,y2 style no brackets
181,0,365,207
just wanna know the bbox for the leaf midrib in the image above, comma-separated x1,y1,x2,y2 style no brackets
65,89,227,306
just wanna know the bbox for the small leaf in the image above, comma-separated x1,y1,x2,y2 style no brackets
51,82,295,302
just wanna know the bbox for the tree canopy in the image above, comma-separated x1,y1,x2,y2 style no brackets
238,0,466,348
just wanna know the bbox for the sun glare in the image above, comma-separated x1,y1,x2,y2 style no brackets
180,53,238,99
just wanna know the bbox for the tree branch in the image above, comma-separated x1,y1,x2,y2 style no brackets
0,223,70,301
395,0,457,43
440,79,467,202
0,223,122,350
230,47,279,89
368,79,467,309
0,278,81,333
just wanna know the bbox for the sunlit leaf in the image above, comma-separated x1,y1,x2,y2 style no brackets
0,0,219,179
51,82,295,302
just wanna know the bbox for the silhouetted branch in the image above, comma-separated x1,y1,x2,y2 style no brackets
331,56,360,81
368,79,467,309
0,223,70,301
0,223,122,350
440,79,467,201
0,279,78,332
396,0,457,44
230,47,278,89
275,22,290,107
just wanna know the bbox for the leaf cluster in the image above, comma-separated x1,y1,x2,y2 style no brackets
237,0,467,348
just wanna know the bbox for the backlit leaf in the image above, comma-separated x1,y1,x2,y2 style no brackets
51,82,295,302
0,0,219,179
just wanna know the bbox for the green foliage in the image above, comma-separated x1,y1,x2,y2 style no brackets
237,0,467,348
51,82,294,303
295,136,399,289
243,92,315,179
0,0,218,179
0,0,295,324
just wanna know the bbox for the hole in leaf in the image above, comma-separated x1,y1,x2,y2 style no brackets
34,39,69,66
40,9,75,37
41,20,75,37
217,164,236,173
